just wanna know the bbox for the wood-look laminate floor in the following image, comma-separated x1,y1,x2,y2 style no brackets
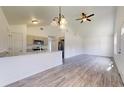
7,55,123,87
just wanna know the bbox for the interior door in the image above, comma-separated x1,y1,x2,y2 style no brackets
9,32,23,56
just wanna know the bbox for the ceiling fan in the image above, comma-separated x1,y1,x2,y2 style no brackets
76,13,94,23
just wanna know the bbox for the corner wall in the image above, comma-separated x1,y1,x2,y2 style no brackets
114,6,124,82
78,7,115,57
0,8,9,54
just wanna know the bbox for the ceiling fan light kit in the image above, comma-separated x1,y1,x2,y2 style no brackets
82,18,87,22
76,12,94,23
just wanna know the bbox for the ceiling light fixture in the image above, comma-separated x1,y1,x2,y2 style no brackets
51,6,67,29
82,18,87,22
32,19,40,24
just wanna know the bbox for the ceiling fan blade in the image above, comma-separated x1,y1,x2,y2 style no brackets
87,19,91,21
76,18,82,20
87,14,94,18
81,20,83,23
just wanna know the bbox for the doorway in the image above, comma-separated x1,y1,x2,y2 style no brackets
9,32,23,56
58,38,64,59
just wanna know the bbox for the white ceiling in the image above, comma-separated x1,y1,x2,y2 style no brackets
1,6,115,27
2,6,58,26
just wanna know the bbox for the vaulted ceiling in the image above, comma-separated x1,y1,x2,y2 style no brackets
2,6,115,36
2,6,114,26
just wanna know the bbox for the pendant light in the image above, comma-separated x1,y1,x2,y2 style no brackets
51,6,67,29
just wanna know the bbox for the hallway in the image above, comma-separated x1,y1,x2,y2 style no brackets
7,55,123,87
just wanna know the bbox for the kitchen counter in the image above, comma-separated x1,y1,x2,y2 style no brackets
0,51,62,86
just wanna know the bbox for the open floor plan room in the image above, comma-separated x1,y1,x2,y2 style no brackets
0,6,124,87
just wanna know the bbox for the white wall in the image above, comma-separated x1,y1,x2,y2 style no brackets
114,7,124,54
114,55,124,82
77,7,115,57
114,7,124,82
27,26,47,37
64,28,83,58
0,8,9,54
27,26,64,37
10,25,27,53
61,6,115,57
